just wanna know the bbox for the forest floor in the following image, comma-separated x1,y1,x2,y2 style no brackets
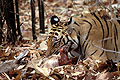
0,0,120,80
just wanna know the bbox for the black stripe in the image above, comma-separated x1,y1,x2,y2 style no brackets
59,36,63,43
72,39,78,45
113,48,116,54
66,35,69,41
69,29,79,45
66,33,78,45
68,41,74,52
74,21,80,26
100,51,104,57
114,23,118,39
103,18,109,37
52,74,63,80
49,32,54,34
90,50,97,56
114,23,118,51
84,41,89,55
114,33,118,51
82,20,92,47
92,19,97,26
117,20,120,24
91,13,104,43
74,32,83,58
77,32,82,53
55,32,58,36
66,33,79,46
69,52,75,57
109,21,113,43
51,28,57,31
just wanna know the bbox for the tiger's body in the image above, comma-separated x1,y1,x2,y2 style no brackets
47,12,120,61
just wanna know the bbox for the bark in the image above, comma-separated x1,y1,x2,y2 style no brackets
38,0,45,33
0,0,3,44
30,0,37,40
4,0,17,44
15,0,22,40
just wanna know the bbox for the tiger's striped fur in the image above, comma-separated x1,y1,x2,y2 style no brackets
47,12,120,61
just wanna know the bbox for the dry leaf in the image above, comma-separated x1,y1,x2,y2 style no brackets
32,54,60,76
96,72,113,80
39,40,47,51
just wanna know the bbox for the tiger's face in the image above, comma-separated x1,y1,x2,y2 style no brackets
46,15,72,56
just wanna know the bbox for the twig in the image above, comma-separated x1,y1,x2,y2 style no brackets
89,42,120,54
98,37,113,42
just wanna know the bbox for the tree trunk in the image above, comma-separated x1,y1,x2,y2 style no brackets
0,0,3,44
15,0,22,40
38,0,45,33
31,0,37,40
4,0,17,44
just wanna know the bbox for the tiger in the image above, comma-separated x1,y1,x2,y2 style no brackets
46,12,120,62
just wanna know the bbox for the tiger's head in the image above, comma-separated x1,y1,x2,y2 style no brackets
46,15,73,56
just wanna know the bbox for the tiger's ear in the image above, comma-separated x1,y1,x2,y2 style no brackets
65,17,72,26
50,15,60,25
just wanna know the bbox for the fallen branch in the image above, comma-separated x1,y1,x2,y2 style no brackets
0,49,29,73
